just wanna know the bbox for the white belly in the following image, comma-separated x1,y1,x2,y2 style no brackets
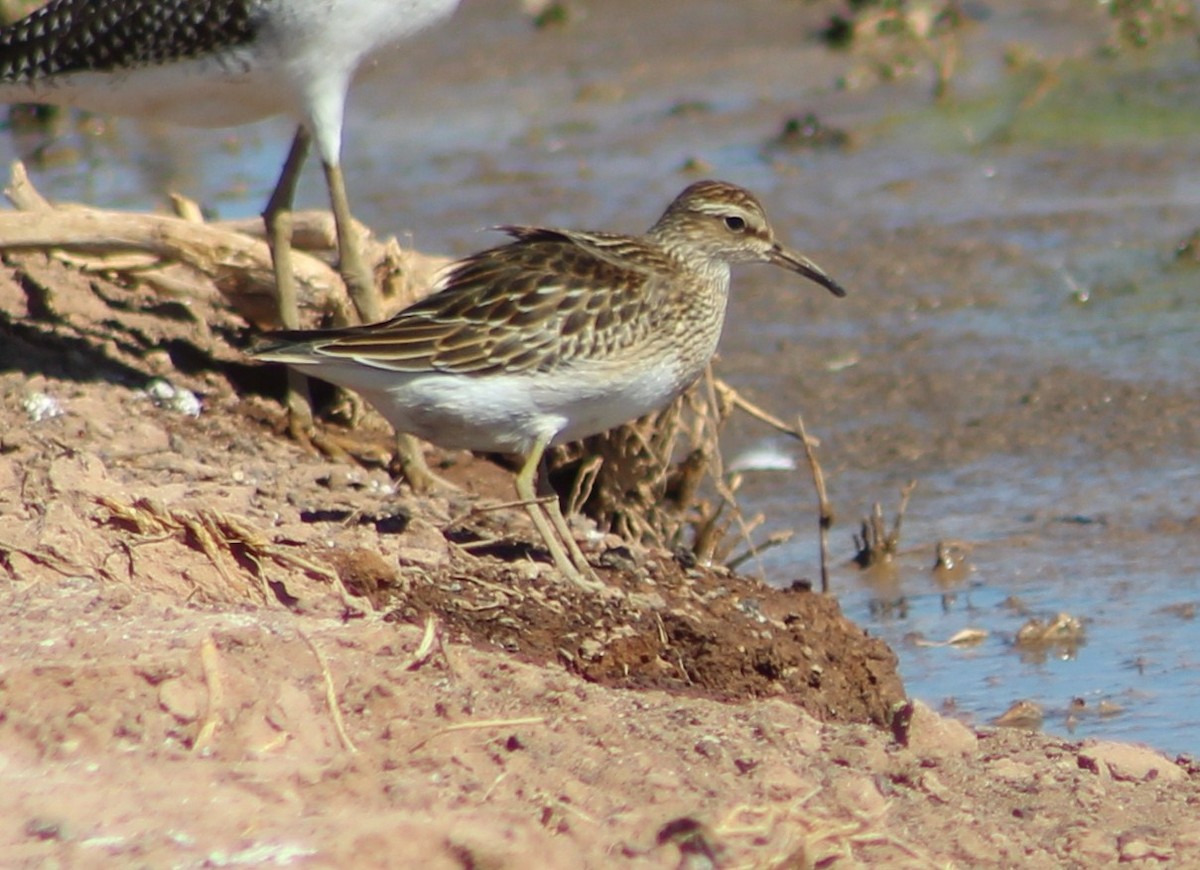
298,355,693,456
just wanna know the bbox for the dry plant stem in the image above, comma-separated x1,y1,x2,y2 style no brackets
892,479,917,547
565,455,603,518
402,608,459,677
446,496,540,528
299,630,359,754
854,505,887,567
705,474,747,565
718,377,835,593
404,614,440,671
722,379,820,447
445,493,573,537
725,529,795,571
853,480,917,567
688,502,727,565
193,633,224,754
793,412,834,594
408,716,548,753
95,495,357,608
630,368,745,565
700,369,759,567
575,370,831,582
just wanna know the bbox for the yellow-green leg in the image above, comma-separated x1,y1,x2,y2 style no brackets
322,158,380,324
264,128,315,436
324,153,452,491
537,454,597,578
516,438,604,592
265,131,435,492
393,432,457,494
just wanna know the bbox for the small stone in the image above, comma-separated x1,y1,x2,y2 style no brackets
21,391,64,422
625,591,666,611
1118,834,1174,862
919,771,951,803
645,769,681,796
1078,741,1186,783
759,764,810,801
141,378,201,416
395,546,448,569
693,736,724,762
988,758,1035,782
158,678,203,723
1063,828,1117,864
317,468,362,491
578,639,604,660
892,700,978,757
25,817,69,841
994,699,1044,729
831,773,887,817
598,546,638,572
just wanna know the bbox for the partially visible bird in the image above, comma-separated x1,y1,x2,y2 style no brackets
253,180,848,590
0,0,462,423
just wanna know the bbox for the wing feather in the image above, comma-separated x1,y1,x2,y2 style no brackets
284,229,672,376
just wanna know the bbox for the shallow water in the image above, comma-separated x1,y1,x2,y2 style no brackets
3,0,1198,755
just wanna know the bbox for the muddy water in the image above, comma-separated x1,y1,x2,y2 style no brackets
4,0,1198,754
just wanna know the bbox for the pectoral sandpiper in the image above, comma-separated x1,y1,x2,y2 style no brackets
253,180,848,591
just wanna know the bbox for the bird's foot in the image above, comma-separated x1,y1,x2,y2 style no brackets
391,433,459,494
522,497,615,597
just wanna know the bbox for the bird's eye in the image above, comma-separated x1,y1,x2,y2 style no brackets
724,215,746,232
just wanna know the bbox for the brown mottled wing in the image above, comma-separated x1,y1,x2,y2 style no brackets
297,227,673,376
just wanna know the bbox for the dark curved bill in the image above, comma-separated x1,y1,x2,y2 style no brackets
769,245,848,298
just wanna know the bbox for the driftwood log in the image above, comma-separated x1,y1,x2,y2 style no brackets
1,161,447,329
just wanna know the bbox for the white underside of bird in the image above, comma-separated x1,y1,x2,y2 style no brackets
264,345,703,456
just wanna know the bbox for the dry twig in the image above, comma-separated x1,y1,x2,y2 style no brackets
409,716,547,753
193,633,224,754
299,630,359,754
94,495,360,608
852,480,917,568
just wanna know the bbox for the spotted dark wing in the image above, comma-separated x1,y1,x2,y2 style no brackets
0,0,258,82
277,228,671,376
